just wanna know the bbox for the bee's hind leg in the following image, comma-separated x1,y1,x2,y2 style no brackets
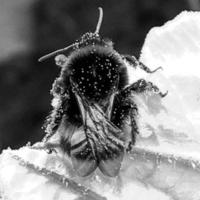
126,104,139,152
113,174,123,194
31,141,60,154
124,79,168,98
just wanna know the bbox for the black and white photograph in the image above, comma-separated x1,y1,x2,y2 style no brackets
0,1,200,200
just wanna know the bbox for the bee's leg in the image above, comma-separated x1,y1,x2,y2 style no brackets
31,142,60,154
123,79,168,98
113,174,123,194
123,55,162,74
127,104,139,152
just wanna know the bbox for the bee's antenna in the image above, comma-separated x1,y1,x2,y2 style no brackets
94,7,103,35
39,7,103,62
38,44,75,62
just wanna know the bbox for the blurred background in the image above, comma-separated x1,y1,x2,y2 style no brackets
0,0,199,151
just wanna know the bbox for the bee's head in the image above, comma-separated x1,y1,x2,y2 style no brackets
71,7,113,50
73,32,112,50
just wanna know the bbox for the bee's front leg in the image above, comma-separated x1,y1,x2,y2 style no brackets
123,55,162,74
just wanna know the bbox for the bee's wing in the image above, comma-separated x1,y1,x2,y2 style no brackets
98,152,124,177
74,90,126,177
97,116,125,177
70,125,98,177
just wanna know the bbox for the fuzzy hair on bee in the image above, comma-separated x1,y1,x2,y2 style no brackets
38,8,167,177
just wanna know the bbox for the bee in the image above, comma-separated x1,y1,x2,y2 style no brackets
38,8,167,177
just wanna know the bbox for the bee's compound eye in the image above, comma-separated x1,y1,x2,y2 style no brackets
55,54,68,67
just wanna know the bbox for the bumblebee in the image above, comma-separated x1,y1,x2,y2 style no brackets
38,8,167,177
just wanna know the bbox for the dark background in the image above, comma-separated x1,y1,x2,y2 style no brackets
0,0,199,151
